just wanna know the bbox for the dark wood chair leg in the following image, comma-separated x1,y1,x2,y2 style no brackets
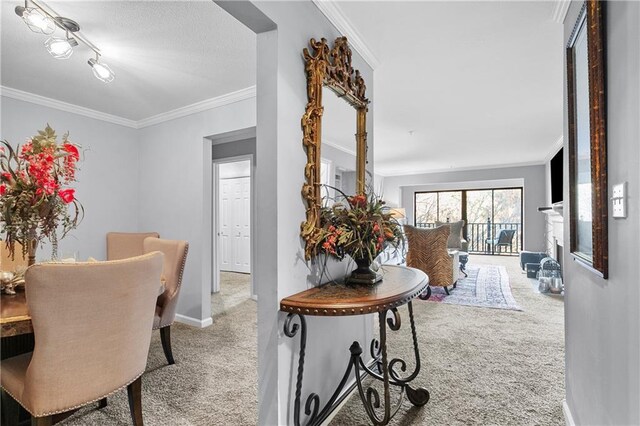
160,326,175,365
127,377,143,426
2,389,20,426
31,416,52,426
98,398,108,409
444,286,450,295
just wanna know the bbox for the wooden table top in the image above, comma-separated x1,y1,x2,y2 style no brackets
280,265,429,316
1,290,32,337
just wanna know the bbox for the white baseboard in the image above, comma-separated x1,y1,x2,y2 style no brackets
320,387,356,426
563,400,576,426
175,314,213,328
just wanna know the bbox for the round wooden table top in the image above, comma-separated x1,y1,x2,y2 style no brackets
280,265,429,316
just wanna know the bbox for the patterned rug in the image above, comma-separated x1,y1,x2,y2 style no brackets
427,264,522,311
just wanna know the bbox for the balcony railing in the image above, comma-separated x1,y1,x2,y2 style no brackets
414,221,522,255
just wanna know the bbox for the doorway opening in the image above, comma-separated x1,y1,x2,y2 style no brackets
212,154,255,316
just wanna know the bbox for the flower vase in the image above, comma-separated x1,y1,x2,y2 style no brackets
347,257,380,285
27,240,37,266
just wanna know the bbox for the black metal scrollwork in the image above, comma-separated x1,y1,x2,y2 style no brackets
285,301,430,426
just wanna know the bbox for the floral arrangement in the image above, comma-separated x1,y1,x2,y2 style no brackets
315,189,404,267
0,125,83,261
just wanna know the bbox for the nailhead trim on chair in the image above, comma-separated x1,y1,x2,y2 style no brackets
153,242,189,330
1,371,145,418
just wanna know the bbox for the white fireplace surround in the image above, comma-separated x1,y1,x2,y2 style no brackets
543,203,564,265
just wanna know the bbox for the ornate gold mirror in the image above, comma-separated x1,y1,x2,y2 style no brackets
300,36,369,260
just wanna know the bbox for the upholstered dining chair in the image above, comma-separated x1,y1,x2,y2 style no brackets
404,225,459,296
106,232,160,261
143,237,189,365
0,252,164,426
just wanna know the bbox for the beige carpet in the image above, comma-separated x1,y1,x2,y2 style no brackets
62,272,257,425
60,258,563,425
329,255,565,426
212,271,252,317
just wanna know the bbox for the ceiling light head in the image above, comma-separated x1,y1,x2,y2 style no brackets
16,5,55,35
88,57,115,83
45,36,77,59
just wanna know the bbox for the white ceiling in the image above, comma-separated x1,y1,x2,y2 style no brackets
2,1,563,176
1,1,256,121
335,1,563,176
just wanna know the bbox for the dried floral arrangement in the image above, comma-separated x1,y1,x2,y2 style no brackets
314,187,404,268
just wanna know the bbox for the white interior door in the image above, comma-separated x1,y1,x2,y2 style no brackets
220,176,251,273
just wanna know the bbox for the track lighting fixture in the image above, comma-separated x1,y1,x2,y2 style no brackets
15,0,115,83
45,34,78,59
88,56,115,83
15,3,55,35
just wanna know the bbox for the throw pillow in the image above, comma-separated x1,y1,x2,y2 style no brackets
435,220,465,249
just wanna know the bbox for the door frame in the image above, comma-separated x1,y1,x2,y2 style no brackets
212,154,256,299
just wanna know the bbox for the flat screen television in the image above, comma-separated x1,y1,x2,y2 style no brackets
550,148,563,204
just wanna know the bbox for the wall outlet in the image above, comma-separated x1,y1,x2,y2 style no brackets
611,182,627,218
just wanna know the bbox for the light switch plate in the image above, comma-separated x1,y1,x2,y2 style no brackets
612,182,627,218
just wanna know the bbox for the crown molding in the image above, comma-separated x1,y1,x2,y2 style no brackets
552,0,571,24
544,135,564,163
137,85,256,128
0,86,138,128
1,85,257,129
378,159,547,178
312,0,380,70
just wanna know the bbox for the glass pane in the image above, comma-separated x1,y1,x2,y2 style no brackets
438,191,462,223
573,24,593,259
493,189,522,252
466,190,492,252
415,193,437,227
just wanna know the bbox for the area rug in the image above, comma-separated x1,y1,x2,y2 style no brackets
427,264,522,311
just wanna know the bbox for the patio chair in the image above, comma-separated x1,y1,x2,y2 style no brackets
485,229,517,253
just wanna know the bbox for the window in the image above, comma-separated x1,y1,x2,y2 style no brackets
414,187,523,254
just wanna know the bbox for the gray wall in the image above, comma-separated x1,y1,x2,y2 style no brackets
137,97,256,324
383,164,547,252
0,96,139,261
563,2,640,425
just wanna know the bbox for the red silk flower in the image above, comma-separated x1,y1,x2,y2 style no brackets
63,143,80,160
58,188,75,204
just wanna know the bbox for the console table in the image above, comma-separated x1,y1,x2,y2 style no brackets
280,265,431,426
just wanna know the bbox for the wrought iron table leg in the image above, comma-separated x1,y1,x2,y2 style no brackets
284,303,430,426
363,303,430,408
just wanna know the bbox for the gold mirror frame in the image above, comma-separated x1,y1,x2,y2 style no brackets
300,36,369,260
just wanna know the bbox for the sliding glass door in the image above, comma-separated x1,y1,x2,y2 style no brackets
415,187,523,254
